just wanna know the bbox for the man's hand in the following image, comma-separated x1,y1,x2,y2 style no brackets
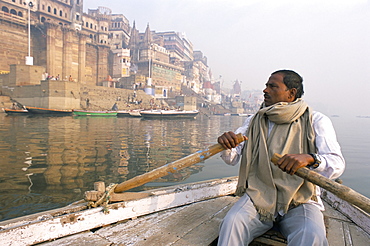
218,131,248,149
275,154,315,175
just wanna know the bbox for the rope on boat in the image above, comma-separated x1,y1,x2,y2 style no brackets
88,183,118,214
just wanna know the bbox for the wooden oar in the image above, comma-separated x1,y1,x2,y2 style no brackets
114,133,246,193
271,153,370,214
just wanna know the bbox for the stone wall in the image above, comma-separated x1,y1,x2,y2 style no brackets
79,86,155,111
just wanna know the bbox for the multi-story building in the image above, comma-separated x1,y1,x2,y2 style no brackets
124,24,184,98
0,0,214,101
0,1,121,86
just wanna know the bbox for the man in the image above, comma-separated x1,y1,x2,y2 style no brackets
217,70,345,246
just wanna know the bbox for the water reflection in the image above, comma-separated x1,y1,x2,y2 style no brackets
0,114,245,221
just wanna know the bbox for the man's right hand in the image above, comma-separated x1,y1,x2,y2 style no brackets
218,131,248,149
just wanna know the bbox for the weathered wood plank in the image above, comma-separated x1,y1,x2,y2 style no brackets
347,223,370,246
322,190,370,234
94,196,238,246
39,231,110,246
325,217,346,246
172,196,239,246
0,177,238,246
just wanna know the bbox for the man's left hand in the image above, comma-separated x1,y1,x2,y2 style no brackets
274,154,314,175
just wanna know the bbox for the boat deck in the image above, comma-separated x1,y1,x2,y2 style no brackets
39,195,369,246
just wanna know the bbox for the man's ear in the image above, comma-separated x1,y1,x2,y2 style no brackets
289,88,297,99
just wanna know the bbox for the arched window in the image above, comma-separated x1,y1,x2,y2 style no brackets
18,11,23,17
59,10,62,17
41,17,46,22
54,8,57,15
12,0,15,2
2,6,9,13
89,34,93,39
48,6,51,13
10,9,17,15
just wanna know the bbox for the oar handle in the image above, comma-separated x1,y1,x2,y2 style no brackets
271,153,370,213
114,133,246,193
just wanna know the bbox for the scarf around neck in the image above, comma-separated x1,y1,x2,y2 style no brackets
235,99,317,221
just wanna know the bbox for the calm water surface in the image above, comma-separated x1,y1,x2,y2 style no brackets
0,113,369,221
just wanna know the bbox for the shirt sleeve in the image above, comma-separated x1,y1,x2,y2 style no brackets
220,115,252,166
311,111,345,179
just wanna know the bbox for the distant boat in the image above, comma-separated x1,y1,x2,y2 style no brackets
26,106,72,115
140,109,199,119
128,110,142,117
72,110,117,116
238,113,251,117
3,108,28,114
116,110,130,117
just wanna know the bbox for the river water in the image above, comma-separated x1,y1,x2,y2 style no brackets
0,113,369,222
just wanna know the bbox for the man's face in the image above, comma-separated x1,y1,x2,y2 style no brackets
263,73,295,106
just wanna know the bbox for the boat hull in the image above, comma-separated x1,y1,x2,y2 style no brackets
26,106,72,115
116,111,130,117
73,110,117,116
4,108,28,114
140,110,199,119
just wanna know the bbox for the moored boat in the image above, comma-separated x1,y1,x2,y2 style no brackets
0,177,368,246
26,106,72,115
116,110,130,117
140,109,199,119
128,110,142,117
3,108,28,114
72,110,117,116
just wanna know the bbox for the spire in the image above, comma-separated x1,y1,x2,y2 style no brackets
143,23,152,45
129,20,139,48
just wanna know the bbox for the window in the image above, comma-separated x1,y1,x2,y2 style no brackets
18,11,22,17
86,22,88,27
2,6,9,13
41,17,46,22
42,5,45,10
59,10,62,17
10,9,17,15
54,8,57,15
76,14,79,21
48,6,51,13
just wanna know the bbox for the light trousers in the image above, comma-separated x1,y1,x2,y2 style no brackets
218,194,328,246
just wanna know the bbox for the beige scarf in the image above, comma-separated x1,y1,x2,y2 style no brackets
235,99,316,221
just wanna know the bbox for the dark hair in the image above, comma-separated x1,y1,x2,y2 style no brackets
272,69,304,98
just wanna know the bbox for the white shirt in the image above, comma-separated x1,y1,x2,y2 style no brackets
221,111,345,211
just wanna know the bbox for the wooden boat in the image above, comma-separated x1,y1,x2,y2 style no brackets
128,110,142,117
0,177,368,246
140,109,199,119
26,106,72,115
3,108,28,114
72,110,117,116
116,110,130,117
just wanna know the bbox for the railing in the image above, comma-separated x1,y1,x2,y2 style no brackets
0,11,27,25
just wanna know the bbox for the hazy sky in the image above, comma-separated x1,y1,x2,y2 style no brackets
83,0,370,116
